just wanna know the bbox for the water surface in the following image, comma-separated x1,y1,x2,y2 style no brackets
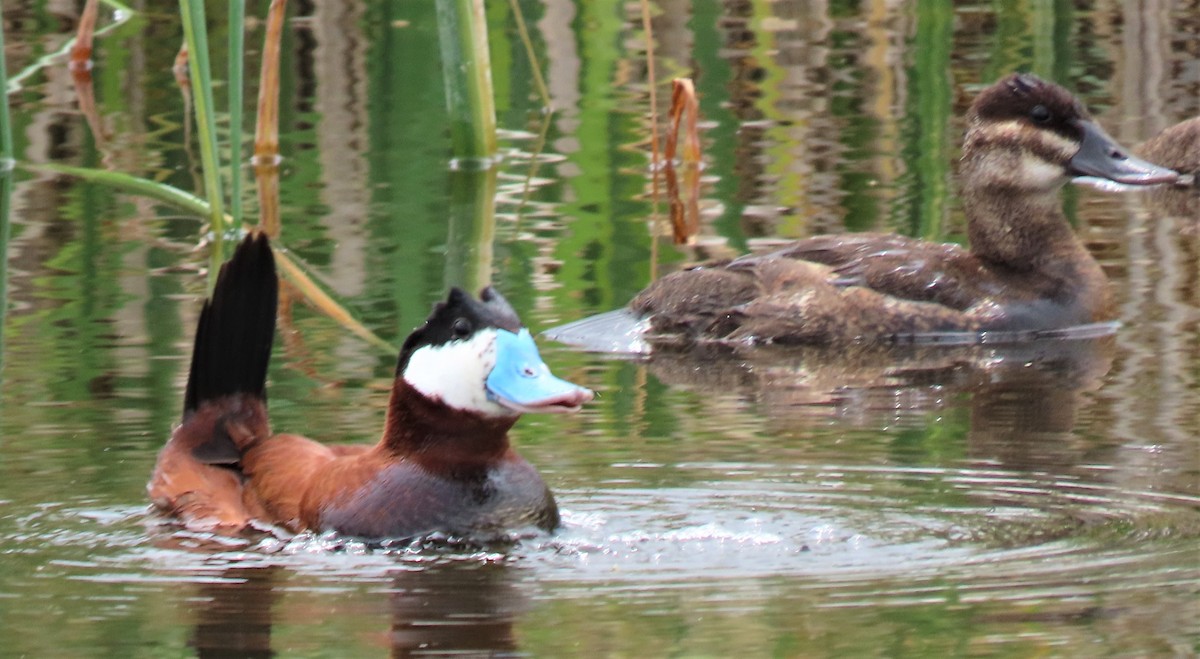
1,1,1197,656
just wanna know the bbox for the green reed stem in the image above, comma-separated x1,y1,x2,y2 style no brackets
179,0,226,290
0,4,11,375
444,167,498,294
435,0,497,166
20,166,396,354
0,172,9,378
911,0,952,240
25,164,214,218
0,6,11,165
228,0,245,230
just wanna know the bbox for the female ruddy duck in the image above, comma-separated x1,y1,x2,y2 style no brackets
1139,115,1199,180
550,74,1179,352
148,233,593,539
1136,116,1199,222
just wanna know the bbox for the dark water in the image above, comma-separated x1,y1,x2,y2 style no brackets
1,1,1198,656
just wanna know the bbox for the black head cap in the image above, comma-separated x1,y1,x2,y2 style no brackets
969,73,1090,140
396,286,523,374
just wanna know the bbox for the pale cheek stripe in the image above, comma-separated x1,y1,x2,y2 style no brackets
980,120,1078,161
1018,154,1067,186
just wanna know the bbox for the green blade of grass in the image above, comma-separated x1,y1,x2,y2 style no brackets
0,172,10,378
0,4,12,164
228,0,245,230
23,165,395,354
23,163,213,218
179,0,226,289
0,2,12,376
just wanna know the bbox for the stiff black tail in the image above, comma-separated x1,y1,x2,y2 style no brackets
183,232,278,418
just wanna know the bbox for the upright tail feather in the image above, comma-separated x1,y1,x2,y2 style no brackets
148,232,278,529
184,232,278,418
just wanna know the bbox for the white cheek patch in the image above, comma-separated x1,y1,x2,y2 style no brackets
402,329,512,417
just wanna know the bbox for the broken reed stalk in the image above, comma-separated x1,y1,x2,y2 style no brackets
70,0,100,67
666,79,700,165
228,0,245,229
173,42,189,89
664,78,701,244
178,0,227,289
254,0,287,238
69,0,106,149
6,0,133,94
435,0,497,166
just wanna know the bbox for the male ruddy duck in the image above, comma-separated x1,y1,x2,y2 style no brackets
549,74,1179,352
148,233,593,539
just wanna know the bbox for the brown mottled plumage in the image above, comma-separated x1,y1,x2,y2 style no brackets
626,74,1179,348
1137,116,1200,222
1139,116,1200,177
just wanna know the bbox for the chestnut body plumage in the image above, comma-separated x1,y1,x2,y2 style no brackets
149,234,592,539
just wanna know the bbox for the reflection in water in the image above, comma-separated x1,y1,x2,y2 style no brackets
388,561,525,657
190,566,279,659
964,338,1113,472
1,1,1198,656
1141,184,1200,231
185,560,525,658
643,335,1113,441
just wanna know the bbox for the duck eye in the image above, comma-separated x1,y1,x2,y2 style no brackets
1030,104,1052,124
451,318,472,339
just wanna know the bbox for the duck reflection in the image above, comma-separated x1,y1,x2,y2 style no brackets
643,334,1114,473
189,565,279,659
963,338,1114,472
1141,183,1200,231
185,558,527,657
387,560,526,657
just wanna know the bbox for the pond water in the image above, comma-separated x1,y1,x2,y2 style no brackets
2,1,1198,656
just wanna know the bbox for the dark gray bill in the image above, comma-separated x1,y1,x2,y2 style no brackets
1069,120,1179,185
